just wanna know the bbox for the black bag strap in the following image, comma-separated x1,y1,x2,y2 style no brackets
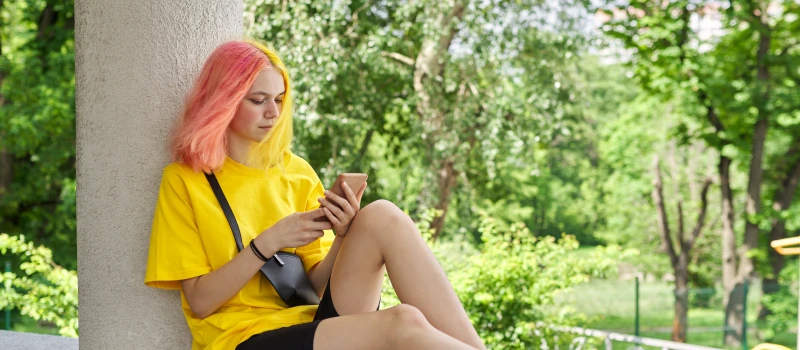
204,173,245,252
203,172,319,306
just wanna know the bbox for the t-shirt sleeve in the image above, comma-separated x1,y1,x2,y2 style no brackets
144,169,212,290
294,170,334,273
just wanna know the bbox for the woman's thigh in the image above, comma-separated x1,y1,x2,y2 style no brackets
326,201,389,315
314,305,474,350
313,308,394,350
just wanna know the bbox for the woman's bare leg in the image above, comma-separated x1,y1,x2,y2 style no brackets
325,199,486,349
314,305,477,350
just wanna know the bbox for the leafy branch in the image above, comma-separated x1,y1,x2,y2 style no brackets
0,233,78,337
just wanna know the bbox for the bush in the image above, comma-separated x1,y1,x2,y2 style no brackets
0,233,78,337
761,261,798,341
382,211,632,349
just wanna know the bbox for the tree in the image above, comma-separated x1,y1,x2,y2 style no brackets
246,0,595,241
0,0,76,269
0,233,78,337
651,153,712,342
597,0,800,345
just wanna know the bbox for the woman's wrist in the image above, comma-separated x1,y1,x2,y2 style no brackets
255,229,280,257
249,240,270,262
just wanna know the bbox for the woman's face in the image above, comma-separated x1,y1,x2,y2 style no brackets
228,67,285,143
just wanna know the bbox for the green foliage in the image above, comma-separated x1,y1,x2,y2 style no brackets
0,233,78,337
0,0,77,270
382,212,635,349
761,261,798,341
3,0,796,344
246,0,609,243
595,2,800,344
595,0,800,247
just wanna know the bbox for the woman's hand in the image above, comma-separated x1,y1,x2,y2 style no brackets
318,181,367,237
255,209,333,253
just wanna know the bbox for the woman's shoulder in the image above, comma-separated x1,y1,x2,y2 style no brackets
160,161,207,185
159,154,318,182
283,152,323,186
162,161,198,176
285,152,314,174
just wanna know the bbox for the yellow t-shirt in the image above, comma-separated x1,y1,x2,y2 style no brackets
144,152,334,350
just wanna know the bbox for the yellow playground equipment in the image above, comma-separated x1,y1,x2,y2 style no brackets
750,344,791,350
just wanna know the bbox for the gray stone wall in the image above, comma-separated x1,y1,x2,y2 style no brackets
0,330,78,350
75,1,242,348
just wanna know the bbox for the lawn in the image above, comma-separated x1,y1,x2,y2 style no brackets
558,279,796,349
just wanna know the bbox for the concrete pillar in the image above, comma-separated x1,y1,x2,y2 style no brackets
75,1,242,348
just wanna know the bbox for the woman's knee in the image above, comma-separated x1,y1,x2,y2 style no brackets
387,304,429,329
358,199,408,227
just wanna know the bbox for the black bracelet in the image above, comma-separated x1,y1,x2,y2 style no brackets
249,240,270,262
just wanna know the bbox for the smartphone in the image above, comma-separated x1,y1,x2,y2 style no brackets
313,173,368,222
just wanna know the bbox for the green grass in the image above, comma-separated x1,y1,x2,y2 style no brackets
571,246,601,258
6,315,60,335
559,279,797,349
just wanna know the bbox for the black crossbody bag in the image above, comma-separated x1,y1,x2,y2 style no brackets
204,173,321,307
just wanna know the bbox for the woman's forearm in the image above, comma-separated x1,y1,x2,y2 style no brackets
181,244,276,319
307,235,344,296
184,230,341,317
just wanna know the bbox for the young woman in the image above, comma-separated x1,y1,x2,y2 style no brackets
144,39,486,350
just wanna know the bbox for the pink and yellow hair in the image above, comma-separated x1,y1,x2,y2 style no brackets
171,39,293,173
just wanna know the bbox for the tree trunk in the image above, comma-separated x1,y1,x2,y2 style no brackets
725,281,747,346
653,155,711,343
740,117,767,280
696,90,737,310
726,10,772,346
350,128,374,172
727,13,772,344
408,1,466,240
673,253,690,343
652,155,678,265
430,159,458,240
699,83,741,348
721,153,742,347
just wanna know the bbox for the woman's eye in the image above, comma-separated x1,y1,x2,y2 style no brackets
275,99,283,104
250,99,265,105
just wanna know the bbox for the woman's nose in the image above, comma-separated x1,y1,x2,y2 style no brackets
265,102,279,118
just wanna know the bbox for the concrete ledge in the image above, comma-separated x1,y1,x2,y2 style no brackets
0,330,78,350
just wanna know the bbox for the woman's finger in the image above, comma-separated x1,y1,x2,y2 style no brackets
301,230,325,246
322,208,341,226
356,182,367,202
304,208,327,221
342,182,359,211
319,196,346,222
307,210,334,231
325,190,350,214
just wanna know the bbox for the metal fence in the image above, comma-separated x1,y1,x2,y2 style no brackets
541,324,724,350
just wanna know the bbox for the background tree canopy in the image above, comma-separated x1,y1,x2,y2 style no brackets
0,0,75,270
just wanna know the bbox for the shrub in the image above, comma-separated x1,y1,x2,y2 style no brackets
0,233,78,337
382,211,631,349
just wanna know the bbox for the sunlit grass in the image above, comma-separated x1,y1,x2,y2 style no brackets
560,279,796,349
